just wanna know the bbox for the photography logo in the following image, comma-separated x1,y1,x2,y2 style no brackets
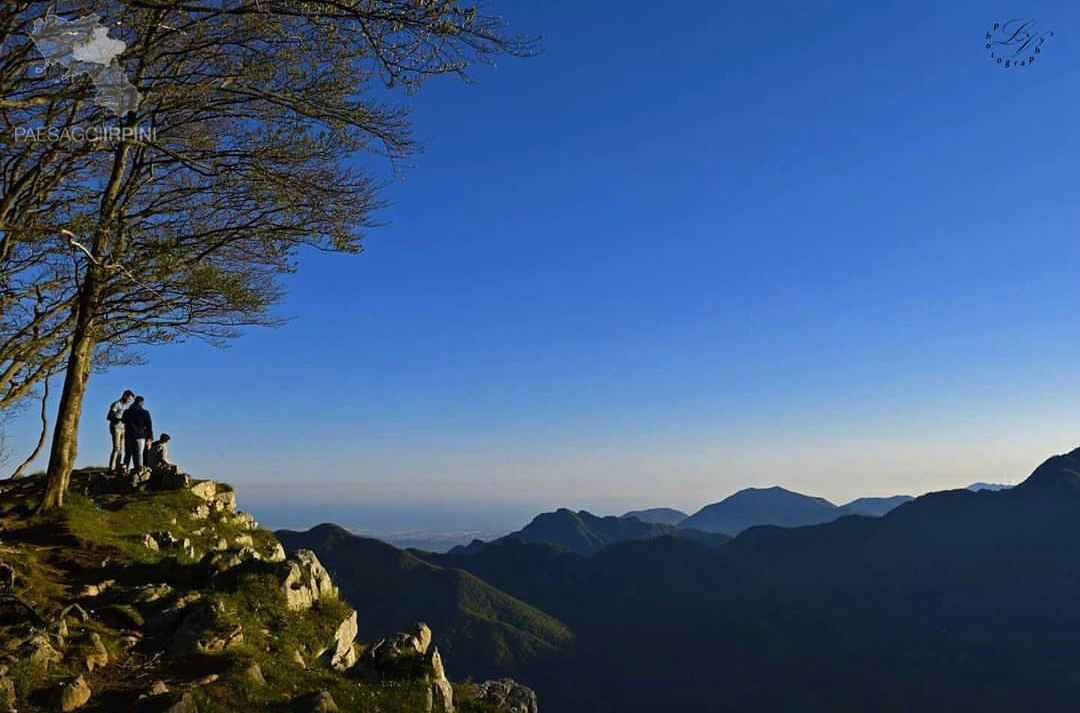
14,10,153,143
985,19,1053,68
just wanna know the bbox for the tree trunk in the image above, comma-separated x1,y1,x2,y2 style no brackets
9,376,49,479
37,283,101,511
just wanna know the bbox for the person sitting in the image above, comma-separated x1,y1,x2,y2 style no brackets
146,433,171,468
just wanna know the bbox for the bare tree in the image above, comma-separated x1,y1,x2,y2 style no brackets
0,1,534,510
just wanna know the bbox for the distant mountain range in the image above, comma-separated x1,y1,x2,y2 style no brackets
680,485,842,533
620,507,688,525
841,494,914,516
448,486,916,556
410,448,1080,712
451,508,684,555
967,481,1014,491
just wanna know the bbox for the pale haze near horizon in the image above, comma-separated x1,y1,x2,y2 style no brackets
5,1,1080,535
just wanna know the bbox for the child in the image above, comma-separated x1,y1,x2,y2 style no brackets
146,433,171,468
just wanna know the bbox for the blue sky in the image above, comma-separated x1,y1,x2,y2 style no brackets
8,1,1080,532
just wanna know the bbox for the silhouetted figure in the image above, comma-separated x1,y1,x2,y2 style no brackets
107,389,134,472
121,396,153,470
146,433,171,468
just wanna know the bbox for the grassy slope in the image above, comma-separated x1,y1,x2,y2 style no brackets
0,473,490,712
277,524,574,680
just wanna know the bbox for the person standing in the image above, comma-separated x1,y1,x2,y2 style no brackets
121,396,154,470
107,390,135,472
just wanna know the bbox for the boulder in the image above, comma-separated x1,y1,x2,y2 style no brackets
143,680,170,698
132,583,173,604
119,467,152,492
189,480,218,500
190,480,237,514
202,546,262,578
84,632,109,672
0,675,14,712
78,579,115,598
149,464,190,491
278,550,336,611
169,600,241,654
57,675,91,711
136,691,199,713
234,511,258,530
321,610,358,671
244,662,266,685
473,679,539,713
22,632,62,667
429,646,446,681
292,690,338,713
142,534,160,552
267,542,287,563
429,678,455,713
361,622,434,670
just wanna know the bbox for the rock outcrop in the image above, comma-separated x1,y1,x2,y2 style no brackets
358,622,455,712
320,610,358,671
474,679,540,713
0,468,526,713
279,549,337,611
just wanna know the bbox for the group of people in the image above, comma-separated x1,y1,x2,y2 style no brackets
107,390,172,472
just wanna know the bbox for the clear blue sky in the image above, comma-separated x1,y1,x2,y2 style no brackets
8,1,1080,532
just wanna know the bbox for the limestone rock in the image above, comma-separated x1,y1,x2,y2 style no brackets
361,622,434,670
474,679,539,713
0,675,15,712
322,610,358,671
278,550,336,611
84,632,109,672
22,632,62,667
137,691,198,713
78,579,115,598
57,675,91,711
234,534,253,548
190,481,237,514
292,690,337,713
169,600,240,654
60,603,89,623
202,546,262,578
133,583,173,604
244,662,265,685
234,511,258,530
429,646,446,681
429,678,455,713
189,480,218,500
144,680,170,697
267,542,286,562
149,464,190,491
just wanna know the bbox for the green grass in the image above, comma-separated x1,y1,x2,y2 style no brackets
0,474,462,712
